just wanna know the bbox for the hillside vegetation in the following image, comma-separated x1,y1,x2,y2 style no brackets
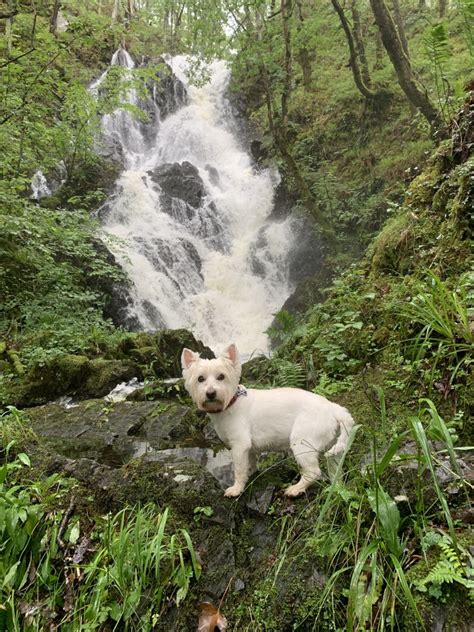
0,1,473,630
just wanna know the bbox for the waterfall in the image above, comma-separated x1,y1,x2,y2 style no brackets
98,50,296,355
31,170,51,200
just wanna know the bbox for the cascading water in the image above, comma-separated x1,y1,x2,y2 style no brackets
98,50,296,355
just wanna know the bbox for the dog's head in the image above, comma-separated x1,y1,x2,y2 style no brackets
181,343,242,413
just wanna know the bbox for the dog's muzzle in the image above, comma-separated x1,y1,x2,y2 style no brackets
201,398,224,412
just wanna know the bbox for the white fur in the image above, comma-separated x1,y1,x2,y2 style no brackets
181,344,354,497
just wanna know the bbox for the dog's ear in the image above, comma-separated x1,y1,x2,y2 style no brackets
223,343,240,366
181,348,199,370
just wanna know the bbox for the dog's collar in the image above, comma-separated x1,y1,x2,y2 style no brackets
207,385,247,414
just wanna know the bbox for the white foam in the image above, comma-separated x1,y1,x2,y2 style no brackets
99,52,294,355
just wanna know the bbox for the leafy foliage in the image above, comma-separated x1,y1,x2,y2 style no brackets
399,271,473,389
423,23,455,123
0,411,200,631
414,532,474,602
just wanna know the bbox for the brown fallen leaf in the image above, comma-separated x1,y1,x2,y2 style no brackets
197,601,228,632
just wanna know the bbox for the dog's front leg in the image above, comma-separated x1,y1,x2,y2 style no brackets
225,447,251,497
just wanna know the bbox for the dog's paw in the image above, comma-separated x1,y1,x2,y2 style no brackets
224,485,244,497
284,483,305,497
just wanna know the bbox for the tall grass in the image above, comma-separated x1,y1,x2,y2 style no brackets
399,271,473,388
263,393,471,631
0,408,201,631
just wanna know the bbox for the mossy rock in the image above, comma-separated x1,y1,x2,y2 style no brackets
26,398,208,464
114,328,214,378
46,156,122,207
50,454,241,620
369,211,415,275
10,354,140,407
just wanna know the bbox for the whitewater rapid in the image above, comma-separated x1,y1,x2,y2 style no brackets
99,51,294,355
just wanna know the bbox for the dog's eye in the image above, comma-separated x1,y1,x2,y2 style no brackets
197,376,205,383
217,374,225,381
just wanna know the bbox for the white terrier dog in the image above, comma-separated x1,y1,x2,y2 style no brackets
181,343,354,498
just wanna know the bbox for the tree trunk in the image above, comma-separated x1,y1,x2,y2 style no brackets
438,0,447,17
280,0,292,130
374,28,384,69
331,0,376,99
296,0,312,89
126,0,135,19
49,0,61,35
111,0,120,24
369,0,441,130
350,0,371,88
391,0,409,57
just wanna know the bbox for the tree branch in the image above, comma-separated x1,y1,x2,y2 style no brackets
0,48,36,69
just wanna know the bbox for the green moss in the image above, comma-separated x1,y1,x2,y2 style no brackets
369,211,415,275
6,354,139,407
113,328,214,378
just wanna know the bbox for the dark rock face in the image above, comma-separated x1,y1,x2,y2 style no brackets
287,216,325,286
137,64,187,145
114,328,214,377
145,161,226,254
148,161,205,209
150,61,188,118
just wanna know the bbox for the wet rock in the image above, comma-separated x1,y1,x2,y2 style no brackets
149,59,188,118
245,484,275,514
250,139,267,164
144,446,234,489
278,275,328,315
271,180,296,220
48,452,237,612
142,236,203,294
287,216,325,286
114,328,214,378
234,578,245,592
205,164,220,186
148,161,206,208
26,399,209,466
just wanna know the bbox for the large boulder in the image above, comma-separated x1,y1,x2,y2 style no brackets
149,60,188,118
26,396,217,466
114,328,214,378
148,161,206,209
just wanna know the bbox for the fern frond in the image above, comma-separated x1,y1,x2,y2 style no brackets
272,360,306,388
423,23,450,65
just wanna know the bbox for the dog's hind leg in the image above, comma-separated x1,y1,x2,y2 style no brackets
285,437,322,497
325,452,342,483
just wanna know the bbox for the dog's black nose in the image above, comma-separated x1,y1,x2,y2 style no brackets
206,390,216,401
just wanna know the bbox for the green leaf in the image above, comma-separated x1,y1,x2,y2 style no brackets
3,561,20,588
367,484,402,557
17,453,31,467
69,521,80,545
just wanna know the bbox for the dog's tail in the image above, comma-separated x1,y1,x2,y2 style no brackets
325,407,355,457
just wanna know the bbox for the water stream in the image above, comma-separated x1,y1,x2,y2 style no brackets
97,50,295,355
